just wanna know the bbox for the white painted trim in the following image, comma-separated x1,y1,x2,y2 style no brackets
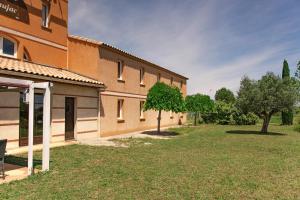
0,26,67,51
101,91,147,99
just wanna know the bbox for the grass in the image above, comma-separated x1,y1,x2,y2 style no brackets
1,124,300,199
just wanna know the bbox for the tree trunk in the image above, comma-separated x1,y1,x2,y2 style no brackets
157,110,162,134
261,114,271,133
194,113,197,126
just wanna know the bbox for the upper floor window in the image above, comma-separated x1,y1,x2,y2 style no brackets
42,4,49,27
140,67,145,85
117,61,123,80
180,80,183,89
157,73,161,82
23,50,30,61
0,37,17,58
170,77,174,85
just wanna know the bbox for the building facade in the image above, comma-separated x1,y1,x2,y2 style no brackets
0,0,188,149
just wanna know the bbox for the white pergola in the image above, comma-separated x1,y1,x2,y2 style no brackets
0,77,52,175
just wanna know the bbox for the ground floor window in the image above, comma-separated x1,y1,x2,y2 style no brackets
140,101,145,119
117,99,124,119
19,92,44,146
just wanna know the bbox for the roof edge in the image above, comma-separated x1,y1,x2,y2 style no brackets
68,35,189,80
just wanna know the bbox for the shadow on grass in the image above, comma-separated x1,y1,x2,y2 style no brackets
5,155,43,169
226,130,286,136
141,131,180,137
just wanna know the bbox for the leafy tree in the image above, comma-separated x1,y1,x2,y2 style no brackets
215,87,235,104
281,60,293,125
185,94,214,126
236,72,299,133
144,82,185,133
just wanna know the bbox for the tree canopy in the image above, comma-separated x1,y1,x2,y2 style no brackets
215,87,235,104
185,94,214,125
144,82,185,133
236,72,300,133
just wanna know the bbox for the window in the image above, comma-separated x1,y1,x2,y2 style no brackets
19,93,44,146
180,80,183,89
0,37,17,58
117,99,124,119
42,4,49,27
23,49,30,61
140,101,145,119
157,73,161,82
117,61,123,80
140,67,145,84
170,77,174,85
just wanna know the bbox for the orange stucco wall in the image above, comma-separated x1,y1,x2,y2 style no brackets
0,0,68,67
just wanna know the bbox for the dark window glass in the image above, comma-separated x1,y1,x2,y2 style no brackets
19,93,44,139
118,61,122,79
3,38,15,56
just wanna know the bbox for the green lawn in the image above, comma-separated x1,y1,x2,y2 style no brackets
1,124,300,199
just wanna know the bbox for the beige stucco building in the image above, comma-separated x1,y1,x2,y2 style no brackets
0,0,188,150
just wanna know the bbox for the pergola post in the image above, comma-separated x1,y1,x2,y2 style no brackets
42,83,51,171
27,84,34,175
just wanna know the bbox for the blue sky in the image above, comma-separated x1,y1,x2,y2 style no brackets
69,0,300,97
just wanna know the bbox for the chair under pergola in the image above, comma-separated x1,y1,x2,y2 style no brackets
0,77,51,175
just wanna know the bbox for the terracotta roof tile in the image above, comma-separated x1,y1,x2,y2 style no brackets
0,57,104,87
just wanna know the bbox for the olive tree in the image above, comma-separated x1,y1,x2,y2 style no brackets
144,82,185,133
236,72,299,133
185,94,214,126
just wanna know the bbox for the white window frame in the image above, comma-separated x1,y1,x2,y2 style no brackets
117,99,124,119
117,61,123,80
140,101,145,119
0,36,17,58
42,3,50,28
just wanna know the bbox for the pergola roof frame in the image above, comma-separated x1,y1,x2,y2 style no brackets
0,77,51,176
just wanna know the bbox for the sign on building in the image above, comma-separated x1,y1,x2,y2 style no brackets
0,0,29,23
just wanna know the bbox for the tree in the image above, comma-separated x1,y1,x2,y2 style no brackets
236,72,299,133
281,60,293,125
185,94,214,126
144,82,185,133
295,61,300,77
215,87,235,104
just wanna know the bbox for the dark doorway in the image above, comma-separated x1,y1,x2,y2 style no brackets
65,97,75,140
19,93,44,146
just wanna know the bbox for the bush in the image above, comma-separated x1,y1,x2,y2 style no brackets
215,101,234,125
201,101,259,125
202,112,217,124
232,110,259,125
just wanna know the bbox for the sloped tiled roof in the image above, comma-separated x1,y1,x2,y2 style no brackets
0,56,104,87
68,35,188,80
